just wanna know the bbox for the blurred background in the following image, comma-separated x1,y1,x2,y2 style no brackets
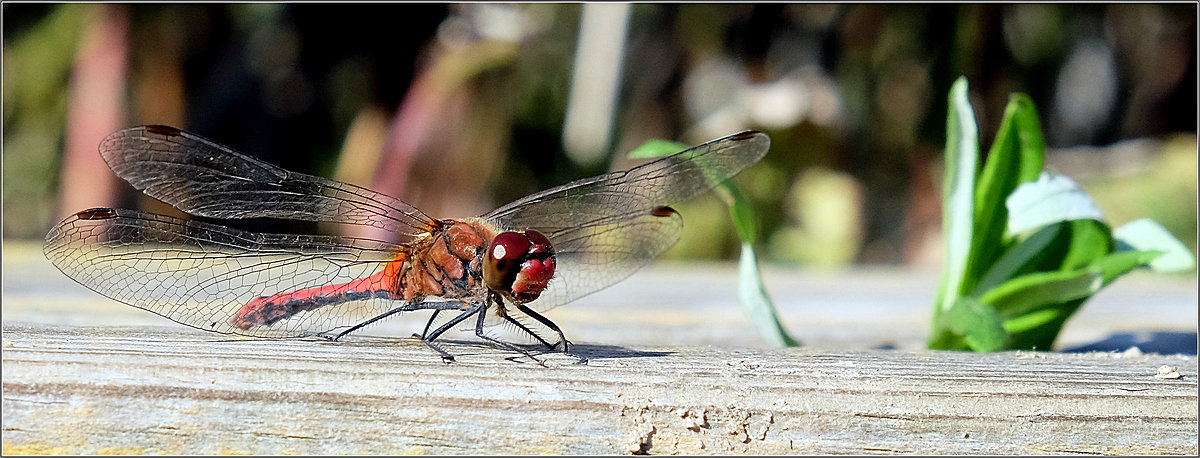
4,3,1197,269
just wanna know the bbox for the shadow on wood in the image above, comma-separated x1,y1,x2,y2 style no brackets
1061,331,1198,355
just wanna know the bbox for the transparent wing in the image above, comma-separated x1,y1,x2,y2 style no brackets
99,125,436,239
482,131,769,311
525,209,684,312
43,207,418,337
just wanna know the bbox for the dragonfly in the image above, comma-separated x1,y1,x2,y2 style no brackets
44,125,770,362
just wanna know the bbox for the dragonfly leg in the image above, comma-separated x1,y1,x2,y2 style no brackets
513,304,569,351
325,306,407,341
415,309,442,339
421,338,457,363
497,306,557,350
422,303,488,363
473,300,544,365
320,300,451,341
514,304,585,364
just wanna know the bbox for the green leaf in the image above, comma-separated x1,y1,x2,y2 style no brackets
967,94,1045,290
738,243,800,347
1005,302,1081,350
934,76,980,316
926,78,1182,353
972,223,1064,296
1003,308,1069,336
626,135,760,243
720,168,794,346
980,269,1103,319
982,220,1112,279
1113,218,1196,272
1088,249,1165,285
1006,172,1105,235
719,158,793,346
627,136,798,347
1001,250,1162,348
1009,97,1047,183
627,138,689,159
714,182,757,243
974,219,1118,301
941,296,1008,352
1057,219,1114,271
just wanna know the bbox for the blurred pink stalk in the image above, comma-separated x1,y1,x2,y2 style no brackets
352,41,517,242
56,4,128,220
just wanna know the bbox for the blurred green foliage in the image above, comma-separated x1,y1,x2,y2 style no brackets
3,4,90,239
930,77,1194,352
3,4,1195,270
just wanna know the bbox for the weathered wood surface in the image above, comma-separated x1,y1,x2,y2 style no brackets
2,323,1197,455
4,240,1196,354
2,241,1197,454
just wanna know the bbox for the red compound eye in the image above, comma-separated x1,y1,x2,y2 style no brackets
484,232,532,293
482,230,557,303
488,232,531,262
525,230,551,251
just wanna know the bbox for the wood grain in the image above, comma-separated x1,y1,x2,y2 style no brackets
2,323,1196,455
3,241,1196,454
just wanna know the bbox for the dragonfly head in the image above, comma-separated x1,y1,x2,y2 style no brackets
484,229,556,303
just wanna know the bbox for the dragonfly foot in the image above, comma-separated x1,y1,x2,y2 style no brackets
420,336,459,363
558,342,588,365
507,353,547,367
555,339,573,352
314,330,341,342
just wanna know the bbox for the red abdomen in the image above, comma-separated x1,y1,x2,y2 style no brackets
230,219,495,330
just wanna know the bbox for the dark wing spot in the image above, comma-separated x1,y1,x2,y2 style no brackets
144,125,183,136
730,130,762,140
651,206,678,217
75,208,119,220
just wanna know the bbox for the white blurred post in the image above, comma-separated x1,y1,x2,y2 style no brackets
562,3,631,166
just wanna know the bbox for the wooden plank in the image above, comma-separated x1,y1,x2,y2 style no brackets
4,239,1197,354
2,323,1196,455
4,240,1197,453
